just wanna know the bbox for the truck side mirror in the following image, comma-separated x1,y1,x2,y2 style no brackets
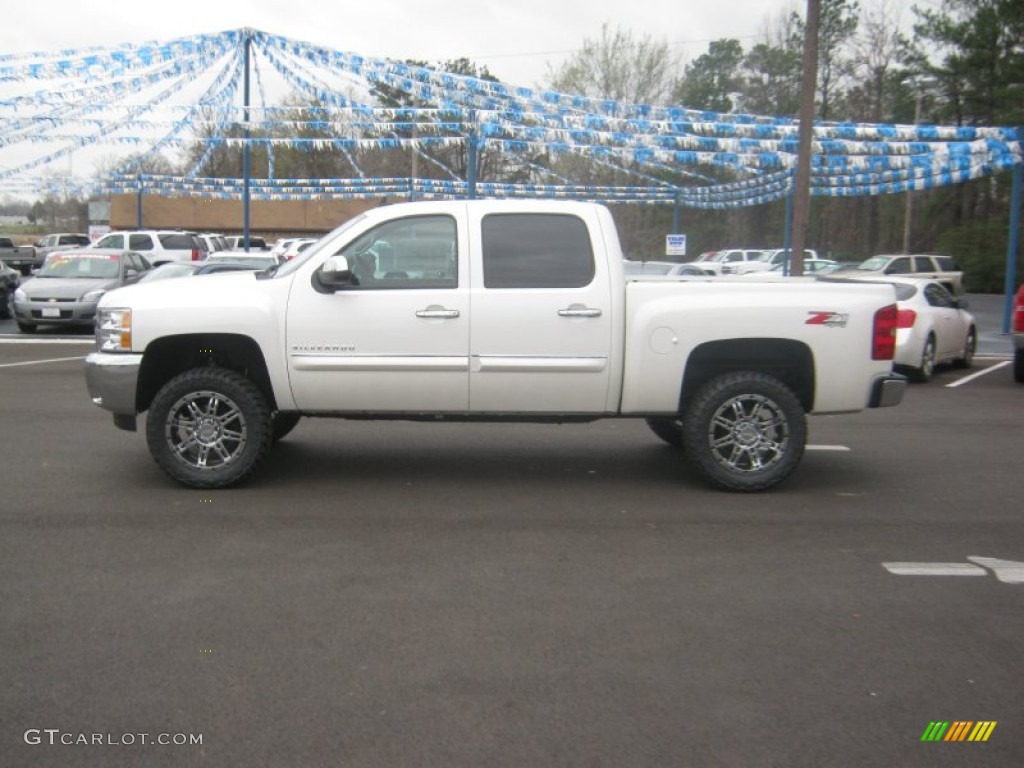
312,255,356,294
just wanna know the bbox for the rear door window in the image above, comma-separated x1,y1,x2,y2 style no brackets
128,234,154,250
158,234,195,250
482,214,594,289
885,257,912,275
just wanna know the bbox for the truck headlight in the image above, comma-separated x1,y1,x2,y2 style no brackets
14,287,26,301
96,307,132,352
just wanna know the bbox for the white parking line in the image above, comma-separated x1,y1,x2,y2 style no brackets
0,355,86,368
806,445,851,452
945,360,1011,388
0,336,93,344
883,562,987,577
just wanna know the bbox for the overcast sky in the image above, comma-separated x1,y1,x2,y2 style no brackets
0,0,803,89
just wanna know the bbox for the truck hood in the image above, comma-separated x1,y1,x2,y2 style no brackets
102,270,264,307
21,276,118,300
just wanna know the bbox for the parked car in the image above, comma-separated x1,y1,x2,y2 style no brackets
689,248,767,275
0,260,20,318
204,253,282,269
34,233,91,263
0,235,38,275
136,263,203,282
623,260,710,276
13,249,151,332
92,230,207,265
770,258,839,275
725,248,820,275
737,258,839,276
280,238,319,261
138,258,278,283
226,235,270,251
270,238,300,259
836,254,964,294
197,233,230,254
1012,284,1024,383
849,277,976,382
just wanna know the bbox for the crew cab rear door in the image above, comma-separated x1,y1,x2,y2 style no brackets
467,209,614,413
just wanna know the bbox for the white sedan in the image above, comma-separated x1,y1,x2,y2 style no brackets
875,277,977,382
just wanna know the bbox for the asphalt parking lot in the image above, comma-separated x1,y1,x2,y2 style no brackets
1,298,1021,767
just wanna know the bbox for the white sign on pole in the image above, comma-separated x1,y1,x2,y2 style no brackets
665,234,687,257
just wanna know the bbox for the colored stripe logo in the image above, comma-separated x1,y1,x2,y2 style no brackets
921,721,997,742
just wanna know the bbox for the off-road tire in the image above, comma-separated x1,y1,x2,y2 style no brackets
681,371,806,492
645,417,683,449
271,412,301,442
146,367,272,488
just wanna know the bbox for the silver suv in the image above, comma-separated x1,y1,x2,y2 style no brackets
838,254,964,294
92,230,208,265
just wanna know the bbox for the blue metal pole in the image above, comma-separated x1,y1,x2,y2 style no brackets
672,189,681,234
1002,160,1022,333
136,175,143,228
242,30,251,251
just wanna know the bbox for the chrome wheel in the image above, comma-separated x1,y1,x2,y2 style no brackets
147,367,272,488
164,390,248,470
707,393,789,474
682,372,806,492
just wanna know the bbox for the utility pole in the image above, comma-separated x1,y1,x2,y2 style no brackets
789,0,820,278
901,78,934,253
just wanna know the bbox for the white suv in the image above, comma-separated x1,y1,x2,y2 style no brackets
726,248,820,275
93,230,207,265
690,248,767,275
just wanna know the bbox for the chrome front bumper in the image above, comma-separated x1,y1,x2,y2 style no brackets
84,351,143,429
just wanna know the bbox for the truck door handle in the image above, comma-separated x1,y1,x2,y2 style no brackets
558,306,602,318
416,307,460,319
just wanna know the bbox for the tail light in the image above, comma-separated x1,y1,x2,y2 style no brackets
191,247,200,261
896,308,917,329
872,304,898,360
1013,288,1024,333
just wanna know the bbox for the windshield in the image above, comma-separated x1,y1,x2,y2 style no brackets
37,254,120,279
267,215,367,279
857,256,891,271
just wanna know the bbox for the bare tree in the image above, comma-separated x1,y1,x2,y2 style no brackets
546,23,680,105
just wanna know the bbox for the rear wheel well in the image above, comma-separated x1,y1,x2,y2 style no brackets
681,339,815,412
137,334,276,413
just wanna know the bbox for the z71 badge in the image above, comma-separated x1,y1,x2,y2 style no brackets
805,311,849,327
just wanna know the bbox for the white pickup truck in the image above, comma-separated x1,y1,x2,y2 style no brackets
85,200,906,492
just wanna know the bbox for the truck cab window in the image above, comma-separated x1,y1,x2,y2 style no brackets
481,214,595,289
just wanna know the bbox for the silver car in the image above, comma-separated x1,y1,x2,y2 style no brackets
13,248,150,333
